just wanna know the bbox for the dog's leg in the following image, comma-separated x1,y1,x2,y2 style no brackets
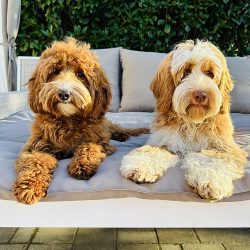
120,145,179,183
68,143,107,180
108,121,149,142
13,151,57,205
182,145,247,201
202,142,248,174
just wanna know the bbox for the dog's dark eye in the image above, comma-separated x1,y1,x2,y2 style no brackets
204,71,214,78
182,68,191,79
76,71,85,79
53,68,60,75
47,68,60,81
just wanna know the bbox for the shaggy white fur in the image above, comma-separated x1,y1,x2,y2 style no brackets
120,145,179,183
147,125,210,154
171,40,222,76
181,152,243,200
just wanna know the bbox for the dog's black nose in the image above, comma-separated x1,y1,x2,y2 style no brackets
58,89,70,101
193,91,208,103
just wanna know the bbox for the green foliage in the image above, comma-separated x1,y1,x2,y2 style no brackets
17,0,250,56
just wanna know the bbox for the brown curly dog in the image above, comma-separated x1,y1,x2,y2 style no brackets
13,38,148,204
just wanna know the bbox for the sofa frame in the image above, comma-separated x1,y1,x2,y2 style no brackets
0,55,250,228
1,199,250,227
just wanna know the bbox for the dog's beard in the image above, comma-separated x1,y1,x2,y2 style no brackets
57,103,78,116
39,81,92,116
172,80,222,123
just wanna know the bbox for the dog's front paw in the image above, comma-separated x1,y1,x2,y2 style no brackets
102,143,117,156
182,152,238,201
185,175,233,200
120,145,179,183
68,162,99,180
121,167,161,183
13,175,49,204
68,143,106,180
113,131,130,142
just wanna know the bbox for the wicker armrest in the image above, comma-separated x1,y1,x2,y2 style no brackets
0,91,28,119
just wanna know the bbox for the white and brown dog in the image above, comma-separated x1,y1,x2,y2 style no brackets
120,40,248,201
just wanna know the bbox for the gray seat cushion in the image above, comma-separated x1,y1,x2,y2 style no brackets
0,111,249,202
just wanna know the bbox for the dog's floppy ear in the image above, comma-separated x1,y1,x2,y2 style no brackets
28,68,44,113
28,56,53,113
150,52,175,114
219,58,234,114
89,66,112,119
28,53,59,113
205,42,234,114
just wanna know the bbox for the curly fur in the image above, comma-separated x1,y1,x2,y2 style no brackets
13,37,148,204
120,40,247,201
120,145,179,183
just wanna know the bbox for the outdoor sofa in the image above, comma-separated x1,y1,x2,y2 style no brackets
0,48,249,227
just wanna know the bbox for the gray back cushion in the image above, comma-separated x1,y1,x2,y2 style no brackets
119,49,250,113
119,49,166,112
93,48,120,112
227,57,250,113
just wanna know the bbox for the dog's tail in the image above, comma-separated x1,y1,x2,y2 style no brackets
108,121,149,142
